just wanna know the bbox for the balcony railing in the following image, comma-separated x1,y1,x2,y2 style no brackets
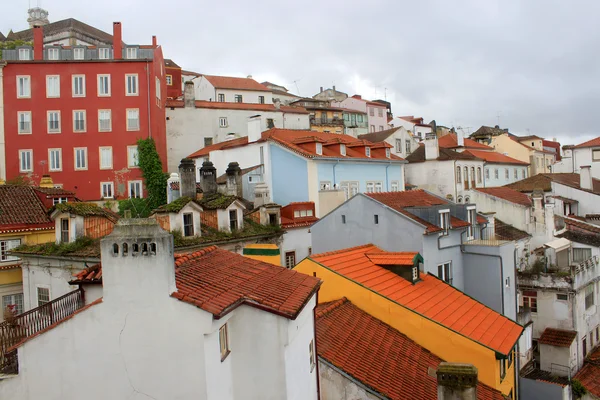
0,288,84,375
310,117,345,126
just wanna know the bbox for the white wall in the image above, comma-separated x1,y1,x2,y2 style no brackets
552,182,600,216
194,77,273,104
168,203,202,236
217,204,244,232
281,227,312,267
319,361,382,400
385,127,419,158
53,213,84,243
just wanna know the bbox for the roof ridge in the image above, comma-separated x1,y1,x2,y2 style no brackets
310,243,379,259
315,297,348,318
174,245,219,267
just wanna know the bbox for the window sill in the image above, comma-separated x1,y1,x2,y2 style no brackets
221,350,231,362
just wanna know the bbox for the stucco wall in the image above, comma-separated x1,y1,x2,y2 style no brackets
484,164,528,187
469,191,532,232
281,227,312,267
540,342,576,376
0,63,6,180
316,160,404,195
319,360,383,400
519,377,570,400
270,144,309,206
552,181,600,216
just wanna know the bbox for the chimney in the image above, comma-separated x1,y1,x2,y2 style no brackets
178,158,197,199
254,182,270,207
425,135,439,160
580,165,593,190
33,25,43,60
166,172,180,203
152,35,157,48
248,115,262,142
437,363,478,400
320,86,323,93
247,75,252,79
333,85,336,93
456,130,464,147
225,162,243,198
113,22,122,60
274,99,281,110
39,174,53,188
199,161,217,195
184,81,195,108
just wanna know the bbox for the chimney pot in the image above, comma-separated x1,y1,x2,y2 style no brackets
425,135,440,160
184,81,195,108
436,363,478,400
225,162,243,198
39,174,53,188
178,158,197,199
113,22,122,60
320,86,323,93
33,25,43,60
456,131,464,147
199,161,217,195
152,35,157,47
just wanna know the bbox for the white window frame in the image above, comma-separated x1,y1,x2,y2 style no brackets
155,77,161,101
17,111,32,134
16,76,31,98
285,251,296,268
19,149,33,172
0,239,21,262
385,148,391,158
47,47,60,60
46,75,60,98
439,209,450,235
166,75,172,86
2,293,24,316
36,285,51,307
126,74,139,96
219,117,228,128
47,110,61,133
340,181,359,200
365,147,371,157
74,147,88,171
126,47,138,60
340,144,346,156
73,47,85,60
18,48,31,61
320,181,331,190
101,182,114,199
127,146,139,168
73,110,87,132
219,323,230,361
98,109,112,132
316,143,323,155
97,74,111,97
391,180,399,192
218,93,225,102
366,182,375,193
128,180,143,199
72,74,86,97
466,205,477,240
99,147,113,170
437,262,453,285
98,47,110,60
126,108,140,131
48,148,62,172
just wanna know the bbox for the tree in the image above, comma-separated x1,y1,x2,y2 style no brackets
136,138,168,211
0,40,33,59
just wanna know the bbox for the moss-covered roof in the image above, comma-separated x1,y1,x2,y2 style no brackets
52,202,119,222
152,197,201,214
13,237,101,258
198,193,241,210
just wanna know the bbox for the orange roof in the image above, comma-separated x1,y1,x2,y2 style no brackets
172,246,321,319
166,99,309,114
574,346,600,397
475,187,532,206
188,136,249,159
574,136,600,149
465,149,529,166
538,328,577,347
438,134,493,150
366,252,418,266
202,75,271,92
310,244,523,355
316,298,505,400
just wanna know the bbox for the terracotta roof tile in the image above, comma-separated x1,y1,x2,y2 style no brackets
7,18,114,44
166,99,309,114
465,149,529,166
366,252,419,266
70,264,102,284
574,346,600,397
310,245,522,355
538,328,577,347
495,219,531,241
574,136,600,149
202,75,271,92
187,137,249,159
506,173,600,195
475,187,532,206
316,298,505,400
406,145,481,163
0,185,55,233
439,134,493,150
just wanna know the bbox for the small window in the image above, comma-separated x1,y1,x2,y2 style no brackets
101,182,114,199
316,143,323,155
99,147,113,169
98,110,112,132
73,47,85,60
74,148,88,170
127,146,139,168
385,148,391,158
456,166,462,183
365,147,371,157
48,148,62,171
437,262,452,285
391,181,399,192
166,75,172,86
439,210,450,235
494,169,499,179
234,94,243,103
374,215,379,224
73,110,86,132
98,47,110,60
485,168,490,179
47,111,61,133
2,293,24,316
309,339,316,371
98,74,111,97
17,76,31,98
18,48,31,61
112,243,119,255
37,287,50,307
219,323,230,361
593,149,600,161
19,150,33,172
477,167,482,183
341,215,346,224
72,75,86,97
47,47,60,60
46,75,60,98
18,112,32,134
126,47,138,59
127,109,140,131
218,93,225,102
499,359,506,380
258,95,265,104
204,137,213,147
0,239,21,262
126,74,139,96
229,209,238,231
129,181,142,198
219,117,228,127
556,293,568,301
523,290,537,313
183,213,194,237
285,251,296,268
585,283,594,309
340,144,346,156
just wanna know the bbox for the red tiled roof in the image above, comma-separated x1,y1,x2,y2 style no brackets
438,134,493,150
316,298,505,400
365,252,418,266
538,328,577,347
188,137,249,159
281,216,319,229
574,346,600,397
475,187,532,206
166,99,309,114
310,244,523,355
70,264,102,284
171,246,321,319
0,186,55,233
574,136,600,149
465,149,529,166
202,75,271,92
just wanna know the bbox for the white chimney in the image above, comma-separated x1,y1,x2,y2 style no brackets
254,182,270,207
425,135,440,160
184,81,195,108
580,165,593,190
437,363,478,400
456,131,464,147
166,172,180,204
248,115,262,143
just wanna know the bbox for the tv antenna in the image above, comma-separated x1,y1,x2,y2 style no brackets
292,78,302,95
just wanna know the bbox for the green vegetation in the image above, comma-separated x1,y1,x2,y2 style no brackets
118,198,152,218
160,196,193,213
198,193,237,210
137,138,168,210
14,236,98,257
5,175,31,186
571,379,586,398
0,40,32,59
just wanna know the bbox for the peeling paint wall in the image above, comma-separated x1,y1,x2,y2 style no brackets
319,361,383,400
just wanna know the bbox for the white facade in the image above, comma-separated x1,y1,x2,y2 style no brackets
382,127,419,158
389,117,432,140
216,202,245,232
333,97,388,132
159,202,203,236
552,181,600,217
281,227,312,268
194,76,273,104
52,212,84,243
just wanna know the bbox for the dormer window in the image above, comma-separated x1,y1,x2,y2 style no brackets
386,148,391,158
439,209,450,235
126,47,138,59
18,48,31,60
365,147,371,157
47,47,60,60
340,144,346,156
73,47,85,60
98,47,110,60
316,143,323,155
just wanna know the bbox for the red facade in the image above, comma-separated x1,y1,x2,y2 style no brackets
166,64,182,99
2,23,167,201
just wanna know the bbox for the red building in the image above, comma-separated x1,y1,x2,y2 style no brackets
1,22,167,201
165,59,182,99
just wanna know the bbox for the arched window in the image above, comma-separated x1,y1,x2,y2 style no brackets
122,243,129,256
464,167,468,181
456,166,462,183
477,167,482,183
471,167,475,184
132,243,140,256
457,196,463,203
141,243,148,255
465,196,470,203
112,243,119,256
150,243,157,255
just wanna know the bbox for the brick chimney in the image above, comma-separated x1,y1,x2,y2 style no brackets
113,22,122,60
184,81,195,108
178,158,197,199
580,165,592,191
199,161,217,195
33,25,43,60
152,35,157,48
225,162,243,198
437,363,478,400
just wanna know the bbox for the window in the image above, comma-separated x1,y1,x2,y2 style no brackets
60,218,69,243
369,108,374,116
98,47,110,59
48,148,62,171
259,95,265,104
439,210,450,235
340,181,359,200
374,214,379,224
485,168,490,179
457,196,463,203
18,48,30,60
464,167,468,188
229,209,238,231
573,248,592,263
99,147,113,169
396,139,402,153
19,150,32,172
17,112,32,134
366,182,375,193
17,76,31,98
97,74,110,96
523,290,537,313
285,251,296,268
98,110,111,131
320,181,331,190
37,287,50,307
494,169,499,179
47,47,60,60
166,75,172,86
74,148,87,170
183,213,194,237
101,182,114,198
365,147,371,157
0,239,21,262
46,75,60,97
73,47,85,60
593,149,600,161
522,170,526,179
477,167,482,183
405,139,411,155
375,182,383,192
514,169,518,179
219,323,230,361
73,110,86,132
378,108,383,117
126,47,138,59
52,197,68,205
2,293,24,316
437,262,452,285
127,146,139,168
316,143,323,155
234,94,243,103
370,125,375,132
470,167,475,184
556,293,568,301
341,215,346,224
386,148,391,158
155,77,161,101
456,166,462,183
391,181,399,191
467,206,476,239
127,109,140,131
309,339,316,371
340,144,346,156
464,196,470,203
126,74,138,95
505,168,509,179
218,93,225,102
47,111,60,133
72,75,85,97
357,114,363,122
585,283,594,309
204,137,213,147
219,117,228,127
379,126,384,131
129,181,142,199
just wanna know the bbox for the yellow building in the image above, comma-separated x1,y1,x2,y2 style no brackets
487,133,554,176
294,244,523,397
289,98,345,134
242,243,281,266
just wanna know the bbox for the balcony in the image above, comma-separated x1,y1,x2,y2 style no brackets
310,117,345,127
0,288,84,375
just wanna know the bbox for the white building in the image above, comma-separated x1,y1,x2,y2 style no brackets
388,115,433,140
279,202,317,268
193,74,273,104
0,219,321,400
554,138,600,178
261,81,301,105
358,126,419,159
332,95,388,133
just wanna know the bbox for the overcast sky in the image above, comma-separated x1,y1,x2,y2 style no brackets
3,0,599,145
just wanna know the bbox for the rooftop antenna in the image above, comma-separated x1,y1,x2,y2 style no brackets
384,87,387,101
292,78,302,95
496,111,501,126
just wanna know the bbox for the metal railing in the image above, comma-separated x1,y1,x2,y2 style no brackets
310,117,345,126
0,288,84,375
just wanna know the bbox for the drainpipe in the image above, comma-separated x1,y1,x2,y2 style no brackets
146,61,152,138
572,284,579,372
385,162,391,191
514,247,520,400
332,159,340,188
453,160,458,202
